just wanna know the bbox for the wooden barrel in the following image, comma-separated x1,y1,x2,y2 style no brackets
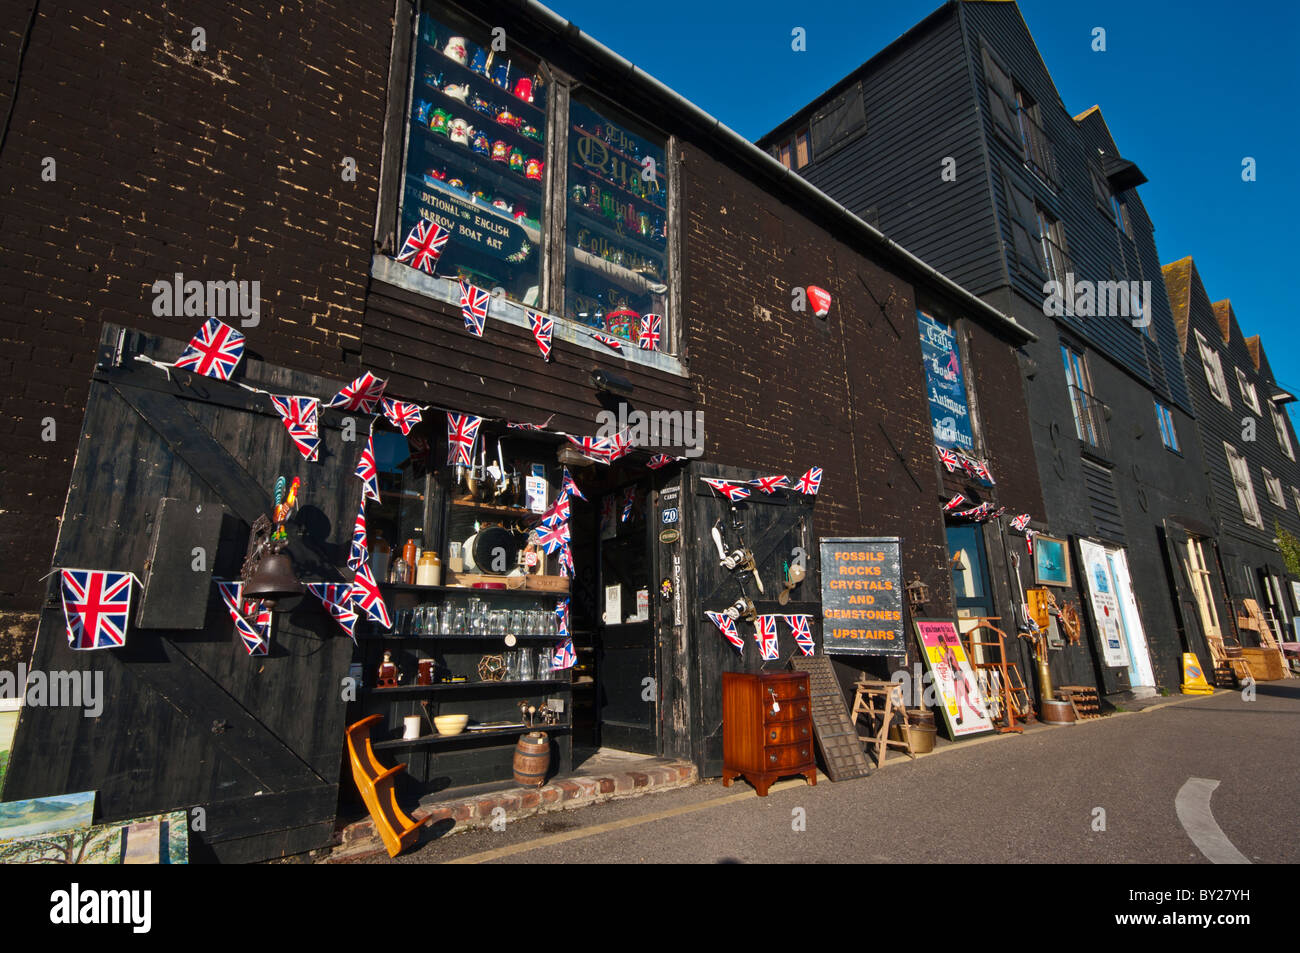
513,731,551,787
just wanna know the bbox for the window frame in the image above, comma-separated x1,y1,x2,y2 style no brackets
1195,331,1232,409
1061,343,1100,447
1270,401,1296,460
1036,204,1071,287
1262,467,1285,508
1235,367,1261,415
1154,400,1180,453
1224,442,1264,529
774,126,811,170
374,1,683,373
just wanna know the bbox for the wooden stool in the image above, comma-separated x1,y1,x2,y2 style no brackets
850,679,916,766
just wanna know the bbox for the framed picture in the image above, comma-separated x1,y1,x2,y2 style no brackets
1034,535,1072,587
912,618,993,739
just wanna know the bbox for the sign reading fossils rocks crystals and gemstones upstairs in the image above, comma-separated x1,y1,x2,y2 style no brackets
818,537,904,655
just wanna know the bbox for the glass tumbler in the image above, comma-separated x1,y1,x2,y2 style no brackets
536,648,552,681
451,606,467,635
519,649,535,682
423,606,439,636
395,608,412,636
440,603,454,635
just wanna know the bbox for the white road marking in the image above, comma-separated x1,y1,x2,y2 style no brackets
1175,777,1250,864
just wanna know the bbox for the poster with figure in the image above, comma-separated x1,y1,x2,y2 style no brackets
914,618,993,739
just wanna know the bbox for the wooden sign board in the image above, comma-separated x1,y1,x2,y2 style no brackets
818,537,903,655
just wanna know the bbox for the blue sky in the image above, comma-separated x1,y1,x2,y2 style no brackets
543,0,1300,422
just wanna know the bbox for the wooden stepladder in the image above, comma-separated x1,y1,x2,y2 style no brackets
962,618,1028,733
850,678,916,766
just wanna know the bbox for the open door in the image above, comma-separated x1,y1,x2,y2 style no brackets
1160,519,1225,666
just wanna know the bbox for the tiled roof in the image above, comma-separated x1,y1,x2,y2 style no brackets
1211,300,1233,345
1244,335,1261,371
1160,256,1193,353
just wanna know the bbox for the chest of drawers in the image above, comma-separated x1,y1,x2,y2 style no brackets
721,671,817,796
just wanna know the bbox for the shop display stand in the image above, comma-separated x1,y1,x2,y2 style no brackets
850,679,916,765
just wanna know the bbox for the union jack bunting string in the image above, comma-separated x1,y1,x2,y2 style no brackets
506,414,555,431
561,467,587,502
348,498,368,571
647,454,685,469
527,309,554,361
306,583,358,643
350,559,392,629
755,615,781,661
1010,513,1032,532
702,478,750,502
937,445,963,473
751,475,790,494
60,569,134,651
546,492,572,525
964,456,994,485
795,467,823,495
381,397,422,436
552,638,576,670
327,372,387,413
606,430,634,463
269,395,321,462
590,332,624,353
395,219,449,274
355,431,381,502
446,412,482,466
555,598,571,641
989,506,1007,521
558,541,574,577
943,494,966,512
1024,528,1037,555
216,581,270,657
621,486,636,523
638,314,661,351
705,611,745,653
174,317,245,382
534,511,570,554
460,279,490,336
784,615,815,656
567,434,611,464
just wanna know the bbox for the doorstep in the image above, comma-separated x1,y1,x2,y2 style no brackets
325,749,696,863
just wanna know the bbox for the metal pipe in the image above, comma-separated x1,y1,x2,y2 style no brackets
515,0,1036,345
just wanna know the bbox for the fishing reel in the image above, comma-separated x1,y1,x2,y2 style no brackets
723,596,757,622
711,519,765,594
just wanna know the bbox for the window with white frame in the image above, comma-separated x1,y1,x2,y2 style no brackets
1225,442,1263,528
1292,486,1300,515
1154,400,1180,452
1270,402,1295,460
1236,367,1261,414
1262,467,1285,508
1195,331,1231,408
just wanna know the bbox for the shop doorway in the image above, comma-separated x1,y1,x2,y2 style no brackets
1079,539,1154,689
595,478,657,754
947,525,996,656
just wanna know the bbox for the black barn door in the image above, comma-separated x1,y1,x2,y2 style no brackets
3,326,357,863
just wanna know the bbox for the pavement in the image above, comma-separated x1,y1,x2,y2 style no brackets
359,679,1299,864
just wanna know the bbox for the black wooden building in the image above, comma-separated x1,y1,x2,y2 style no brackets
759,0,1224,695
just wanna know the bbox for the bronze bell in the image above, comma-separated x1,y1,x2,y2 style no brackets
244,551,304,609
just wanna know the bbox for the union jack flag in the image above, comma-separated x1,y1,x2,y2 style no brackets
216,581,270,657
381,397,422,435
545,492,571,524
638,313,661,351
348,499,368,571
395,219,449,274
60,569,133,650
1024,528,1037,555
567,434,611,464
966,456,994,485
269,395,320,462
555,598,571,640
306,582,358,643
751,475,790,494
937,446,963,473
784,614,815,656
446,412,481,466
174,317,245,381
755,615,780,660
989,506,1006,521
350,559,391,629
705,610,744,652
621,486,636,523
647,454,683,469
534,511,570,554
590,332,624,353
327,372,387,413
795,467,822,495
527,309,553,360
459,279,490,336
557,541,574,577
1010,513,1032,532
355,432,381,502
552,638,576,670
703,477,750,502
943,494,966,513
958,502,993,520
561,467,587,502
606,429,634,463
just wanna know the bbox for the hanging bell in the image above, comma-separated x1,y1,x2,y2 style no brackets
244,551,305,610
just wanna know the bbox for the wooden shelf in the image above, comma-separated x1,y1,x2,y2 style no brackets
420,85,547,151
412,131,542,204
570,127,666,204
449,497,538,515
420,55,547,123
367,679,572,694
378,582,565,599
373,723,572,750
569,203,666,258
360,632,566,641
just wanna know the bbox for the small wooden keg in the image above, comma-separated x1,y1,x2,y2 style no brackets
512,731,551,787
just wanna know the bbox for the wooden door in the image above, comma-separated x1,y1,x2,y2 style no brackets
2,326,358,863
1160,519,1216,666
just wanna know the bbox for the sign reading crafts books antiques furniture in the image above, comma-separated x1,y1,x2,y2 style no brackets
818,537,903,655
917,310,974,452
913,618,994,738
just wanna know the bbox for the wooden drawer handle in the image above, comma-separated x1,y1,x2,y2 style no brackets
769,753,777,763
769,730,778,741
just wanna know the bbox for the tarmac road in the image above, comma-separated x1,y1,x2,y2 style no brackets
387,680,1300,864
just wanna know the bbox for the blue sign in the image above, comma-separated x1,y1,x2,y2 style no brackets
661,507,679,525
917,310,973,451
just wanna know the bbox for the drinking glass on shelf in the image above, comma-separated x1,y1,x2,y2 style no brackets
519,649,534,682
423,606,439,636
509,609,525,636
494,609,510,635
440,603,455,635
504,650,519,681
451,606,467,635
529,609,544,636
395,608,411,636
536,648,552,681
412,606,426,636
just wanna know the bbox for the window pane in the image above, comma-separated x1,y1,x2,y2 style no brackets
779,142,792,169
795,131,810,168
565,96,669,347
401,10,546,305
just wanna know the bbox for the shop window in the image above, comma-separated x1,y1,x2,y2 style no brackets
1236,367,1261,415
1154,400,1180,452
1195,331,1231,408
565,95,668,341
1271,402,1295,460
400,9,548,306
1262,467,1285,509
1224,442,1263,529
368,429,430,582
